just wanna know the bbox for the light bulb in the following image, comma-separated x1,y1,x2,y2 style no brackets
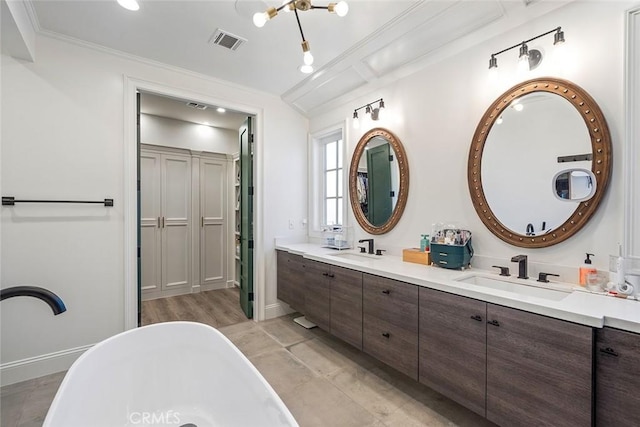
253,12,268,27
376,107,384,121
512,102,524,112
117,0,139,11
303,51,314,66
217,107,226,113
300,64,314,74
496,116,503,125
334,1,349,17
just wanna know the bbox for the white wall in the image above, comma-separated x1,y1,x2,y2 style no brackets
140,113,238,154
310,1,633,275
0,34,308,384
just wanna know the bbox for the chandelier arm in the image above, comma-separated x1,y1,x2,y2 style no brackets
311,5,329,10
277,0,295,12
293,7,307,42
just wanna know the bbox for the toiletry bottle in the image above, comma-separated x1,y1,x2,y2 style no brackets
420,234,428,252
579,253,597,286
424,234,430,252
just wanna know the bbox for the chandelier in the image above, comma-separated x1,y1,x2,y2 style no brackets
253,1,349,73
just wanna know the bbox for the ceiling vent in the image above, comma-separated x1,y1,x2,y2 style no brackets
209,29,247,51
186,102,208,110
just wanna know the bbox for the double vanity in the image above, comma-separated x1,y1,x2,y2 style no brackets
276,243,640,427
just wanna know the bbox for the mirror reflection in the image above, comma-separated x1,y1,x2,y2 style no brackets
349,128,409,235
553,169,596,201
481,91,591,237
355,136,400,226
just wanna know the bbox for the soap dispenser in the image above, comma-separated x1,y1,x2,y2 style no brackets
579,253,597,286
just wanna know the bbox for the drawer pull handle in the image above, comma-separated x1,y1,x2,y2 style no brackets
439,252,448,257
327,273,335,278
439,261,448,265
322,272,329,277
487,320,500,327
382,332,390,338
600,347,619,357
470,315,483,322
382,290,390,295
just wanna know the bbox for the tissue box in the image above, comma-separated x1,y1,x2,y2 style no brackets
403,248,431,265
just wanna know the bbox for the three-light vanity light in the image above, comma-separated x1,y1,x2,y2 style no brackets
253,0,349,74
488,27,565,73
352,98,385,129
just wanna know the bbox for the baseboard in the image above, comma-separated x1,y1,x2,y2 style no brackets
0,344,93,386
201,282,231,292
265,301,294,320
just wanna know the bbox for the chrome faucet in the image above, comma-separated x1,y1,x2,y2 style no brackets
510,255,528,279
358,239,375,254
1,286,67,315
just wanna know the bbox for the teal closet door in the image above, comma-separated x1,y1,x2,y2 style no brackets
366,143,392,226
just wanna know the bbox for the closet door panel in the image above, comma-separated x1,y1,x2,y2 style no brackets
140,151,161,295
200,158,226,288
161,154,191,291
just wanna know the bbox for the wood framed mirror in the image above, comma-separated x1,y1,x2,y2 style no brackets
349,128,409,235
468,77,612,248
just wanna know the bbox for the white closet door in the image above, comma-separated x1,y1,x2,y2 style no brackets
200,157,227,288
161,154,192,291
140,151,161,294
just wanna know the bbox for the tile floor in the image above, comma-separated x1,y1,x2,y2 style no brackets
1,313,496,427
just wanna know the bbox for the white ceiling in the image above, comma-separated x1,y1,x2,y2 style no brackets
19,0,574,117
140,92,249,130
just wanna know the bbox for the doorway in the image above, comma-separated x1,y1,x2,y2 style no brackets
132,88,256,328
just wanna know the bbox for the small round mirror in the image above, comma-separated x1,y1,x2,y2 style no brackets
553,168,597,201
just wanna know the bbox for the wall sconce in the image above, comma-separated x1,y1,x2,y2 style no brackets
352,98,385,129
488,27,565,72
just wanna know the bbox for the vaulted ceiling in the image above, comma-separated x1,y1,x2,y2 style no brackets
7,1,574,116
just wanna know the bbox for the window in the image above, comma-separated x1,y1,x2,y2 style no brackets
323,138,343,225
309,126,346,235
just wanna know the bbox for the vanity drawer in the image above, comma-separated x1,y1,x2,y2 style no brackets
363,314,418,380
363,273,419,328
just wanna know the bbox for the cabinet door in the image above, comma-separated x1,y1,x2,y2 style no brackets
161,153,191,291
303,259,331,331
140,151,162,295
200,157,226,288
276,251,306,312
419,288,487,417
596,327,640,426
331,266,363,350
486,304,592,427
363,274,419,379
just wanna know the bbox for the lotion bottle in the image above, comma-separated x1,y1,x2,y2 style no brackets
579,253,597,286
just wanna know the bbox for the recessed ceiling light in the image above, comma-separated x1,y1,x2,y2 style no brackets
117,0,140,11
217,107,226,113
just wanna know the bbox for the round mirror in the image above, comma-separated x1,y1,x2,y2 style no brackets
349,128,409,234
468,78,611,247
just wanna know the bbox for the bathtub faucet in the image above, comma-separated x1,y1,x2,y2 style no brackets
1,286,67,315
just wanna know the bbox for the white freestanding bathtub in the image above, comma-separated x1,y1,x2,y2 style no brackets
44,322,298,427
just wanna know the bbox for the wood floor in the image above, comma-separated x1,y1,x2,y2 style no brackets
141,287,248,327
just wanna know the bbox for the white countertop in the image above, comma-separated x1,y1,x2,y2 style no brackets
276,243,640,334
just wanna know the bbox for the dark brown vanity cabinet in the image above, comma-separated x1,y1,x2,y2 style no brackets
276,250,306,312
419,288,487,417
595,327,640,426
302,259,332,331
330,266,363,350
363,273,419,380
485,304,593,427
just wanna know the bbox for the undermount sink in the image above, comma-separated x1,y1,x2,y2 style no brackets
455,275,572,301
330,252,381,262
